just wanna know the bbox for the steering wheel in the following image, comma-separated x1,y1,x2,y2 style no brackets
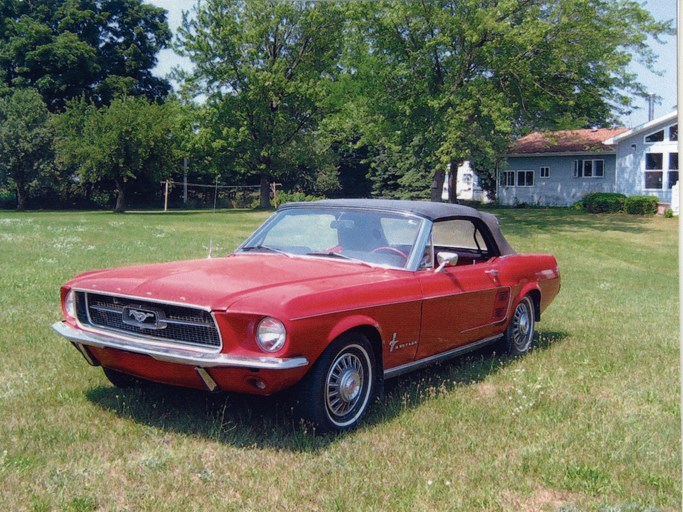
371,246,409,264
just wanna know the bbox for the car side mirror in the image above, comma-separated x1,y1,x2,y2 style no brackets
435,252,459,273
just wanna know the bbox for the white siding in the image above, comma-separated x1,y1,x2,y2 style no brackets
612,117,678,203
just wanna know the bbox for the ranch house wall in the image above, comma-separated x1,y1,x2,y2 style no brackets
497,153,618,207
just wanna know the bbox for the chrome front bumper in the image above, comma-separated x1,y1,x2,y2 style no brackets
52,321,309,370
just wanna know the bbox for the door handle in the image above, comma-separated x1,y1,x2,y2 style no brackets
485,269,500,283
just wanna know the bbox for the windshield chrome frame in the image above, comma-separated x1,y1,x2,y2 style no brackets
236,206,432,272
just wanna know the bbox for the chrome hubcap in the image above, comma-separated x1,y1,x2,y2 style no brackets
339,370,361,402
513,300,533,350
518,310,529,336
327,353,364,418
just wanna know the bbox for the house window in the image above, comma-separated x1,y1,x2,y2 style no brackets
668,153,679,189
645,152,663,189
540,166,550,178
646,153,663,169
573,159,605,178
502,171,515,187
670,125,678,142
594,160,604,177
516,170,534,187
645,129,664,143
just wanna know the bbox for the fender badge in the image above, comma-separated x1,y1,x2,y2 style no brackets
388,332,417,353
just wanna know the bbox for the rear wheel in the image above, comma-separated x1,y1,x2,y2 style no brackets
295,333,376,433
103,367,143,388
503,296,535,356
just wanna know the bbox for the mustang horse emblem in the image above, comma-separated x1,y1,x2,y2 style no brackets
128,310,155,323
122,307,165,329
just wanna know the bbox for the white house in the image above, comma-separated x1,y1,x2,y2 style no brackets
497,110,679,207
602,110,678,205
497,127,628,206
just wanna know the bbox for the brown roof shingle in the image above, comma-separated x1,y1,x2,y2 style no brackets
508,127,629,155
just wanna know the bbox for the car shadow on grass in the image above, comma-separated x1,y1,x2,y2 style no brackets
86,329,568,452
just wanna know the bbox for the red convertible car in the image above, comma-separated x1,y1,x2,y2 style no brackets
53,199,560,432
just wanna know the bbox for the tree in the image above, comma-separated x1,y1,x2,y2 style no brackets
54,96,178,212
338,0,671,201
0,88,54,211
0,0,172,111
176,0,345,207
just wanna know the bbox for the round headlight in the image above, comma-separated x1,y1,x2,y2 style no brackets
64,289,76,318
256,317,286,353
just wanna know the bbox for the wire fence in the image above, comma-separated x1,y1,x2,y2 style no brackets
161,180,267,210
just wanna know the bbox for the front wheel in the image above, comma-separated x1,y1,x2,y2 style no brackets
295,333,376,433
503,296,536,356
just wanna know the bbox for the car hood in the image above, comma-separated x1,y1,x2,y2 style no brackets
67,253,401,311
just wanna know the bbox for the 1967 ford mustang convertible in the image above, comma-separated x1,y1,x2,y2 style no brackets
53,199,560,432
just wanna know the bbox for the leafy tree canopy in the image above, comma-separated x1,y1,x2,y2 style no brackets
333,0,672,200
54,96,179,212
0,0,172,111
176,0,346,207
0,87,54,210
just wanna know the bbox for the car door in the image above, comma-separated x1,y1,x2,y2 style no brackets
416,219,511,359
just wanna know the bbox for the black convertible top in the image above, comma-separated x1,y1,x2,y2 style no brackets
280,199,516,256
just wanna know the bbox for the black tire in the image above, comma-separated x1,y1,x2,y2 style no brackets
503,296,535,356
295,333,376,433
102,367,143,388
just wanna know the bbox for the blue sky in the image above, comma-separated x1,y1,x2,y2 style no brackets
148,0,677,129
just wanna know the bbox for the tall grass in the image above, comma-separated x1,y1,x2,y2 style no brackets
0,208,678,511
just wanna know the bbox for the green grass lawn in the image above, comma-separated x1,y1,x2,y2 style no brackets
0,208,679,511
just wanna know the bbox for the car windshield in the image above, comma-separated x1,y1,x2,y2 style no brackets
238,207,425,269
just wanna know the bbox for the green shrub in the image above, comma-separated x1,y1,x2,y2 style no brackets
581,192,626,213
624,195,658,215
664,208,674,218
0,188,16,209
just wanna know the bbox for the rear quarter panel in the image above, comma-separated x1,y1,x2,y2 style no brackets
495,254,561,315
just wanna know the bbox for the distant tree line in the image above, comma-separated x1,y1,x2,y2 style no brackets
0,0,671,212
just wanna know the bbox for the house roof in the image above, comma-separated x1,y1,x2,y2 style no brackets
508,127,629,156
602,110,678,145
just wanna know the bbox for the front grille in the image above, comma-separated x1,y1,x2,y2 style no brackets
75,292,221,349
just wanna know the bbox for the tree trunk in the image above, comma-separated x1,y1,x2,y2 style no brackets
114,178,126,213
431,168,445,202
258,154,272,209
259,172,270,209
15,183,27,211
448,158,461,204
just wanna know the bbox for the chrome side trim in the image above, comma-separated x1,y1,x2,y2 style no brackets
383,335,502,380
52,322,309,370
